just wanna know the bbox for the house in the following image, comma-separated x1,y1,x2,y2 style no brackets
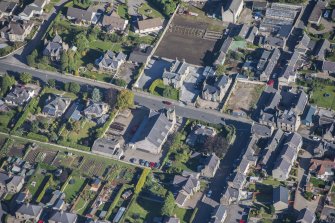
90,178,101,192
259,48,280,82
308,1,327,25
0,20,35,42
301,105,316,126
95,50,127,72
42,95,71,117
135,18,163,34
7,175,24,193
47,190,65,207
19,0,49,20
201,153,220,178
264,36,285,50
313,39,330,60
251,123,273,138
228,172,246,190
16,191,28,204
91,137,123,159
279,51,300,84
43,33,69,61
83,100,109,118
67,7,100,25
297,208,316,223
186,124,216,147
272,133,302,181
129,110,175,154
0,172,9,192
220,187,240,204
173,174,200,207
165,217,180,223
49,211,77,223
246,26,258,43
295,33,311,54
237,24,249,39
113,207,126,223
273,186,289,211
221,0,244,23
202,75,231,102
4,85,35,106
0,1,17,18
309,159,335,181
15,203,43,222
210,204,227,223
163,59,189,89
101,14,128,32
64,102,83,121
214,37,233,66
322,60,335,75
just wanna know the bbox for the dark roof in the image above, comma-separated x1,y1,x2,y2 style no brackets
322,60,335,72
137,18,163,31
128,45,153,64
49,211,77,223
309,1,326,23
273,186,289,205
102,15,127,30
16,203,43,217
297,208,315,223
67,7,93,22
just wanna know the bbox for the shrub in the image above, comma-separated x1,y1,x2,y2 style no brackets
134,168,150,194
105,184,128,220
27,133,49,142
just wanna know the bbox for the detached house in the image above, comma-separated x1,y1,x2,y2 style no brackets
83,100,109,118
43,33,69,61
67,7,100,26
202,75,231,102
173,173,200,207
129,110,175,154
15,203,43,222
42,95,71,117
4,86,35,106
136,18,163,34
101,13,128,32
95,50,127,72
309,159,335,181
0,1,17,18
163,59,189,89
221,0,244,23
19,0,49,20
0,20,34,42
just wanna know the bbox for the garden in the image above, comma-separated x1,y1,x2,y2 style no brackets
63,175,87,203
149,79,179,100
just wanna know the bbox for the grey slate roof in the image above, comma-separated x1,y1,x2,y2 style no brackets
273,186,289,205
0,172,9,185
49,211,77,223
42,95,71,117
297,208,315,223
322,60,335,72
67,7,93,22
211,204,227,223
223,0,243,13
137,18,163,31
102,15,127,30
16,203,43,217
251,123,272,138
4,86,34,105
128,45,153,64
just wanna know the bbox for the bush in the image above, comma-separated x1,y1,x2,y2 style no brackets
105,184,128,220
95,110,117,138
36,176,52,202
190,207,198,223
149,79,163,94
135,168,150,194
57,140,90,151
12,97,39,131
27,133,49,142
113,78,127,87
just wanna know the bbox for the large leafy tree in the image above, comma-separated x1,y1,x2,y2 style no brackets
69,82,81,94
19,72,32,84
116,89,134,109
0,74,15,97
203,134,229,158
161,192,175,216
75,33,89,53
91,88,102,103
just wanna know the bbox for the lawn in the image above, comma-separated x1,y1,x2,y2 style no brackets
117,4,129,19
89,40,122,53
27,173,47,199
310,85,335,110
125,196,163,222
174,207,193,223
138,3,164,18
61,119,97,144
63,175,86,203
151,80,179,100
0,110,16,132
44,87,78,99
262,178,282,187
73,196,89,215
310,177,327,188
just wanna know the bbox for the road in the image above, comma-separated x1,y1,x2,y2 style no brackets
0,60,252,127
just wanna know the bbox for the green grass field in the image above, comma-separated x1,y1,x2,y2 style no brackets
0,110,15,132
174,207,193,223
310,85,335,110
125,196,163,222
117,4,128,19
27,173,47,199
73,196,89,215
61,120,96,144
63,175,86,203
138,3,164,18
89,40,122,53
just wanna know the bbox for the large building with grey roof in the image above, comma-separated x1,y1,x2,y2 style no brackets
221,0,244,23
163,59,189,89
129,110,175,154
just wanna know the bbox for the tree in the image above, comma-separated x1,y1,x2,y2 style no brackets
216,64,226,75
19,72,32,84
27,50,38,67
92,88,102,102
161,192,175,216
48,79,56,88
75,33,89,53
203,135,229,158
162,87,173,98
69,82,81,94
116,89,134,109
0,74,15,97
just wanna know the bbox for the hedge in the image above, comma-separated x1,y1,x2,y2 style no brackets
149,79,163,94
134,168,150,194
12,97,39,131
95,110,117,138
27,132,49,142
105,184,128,220
57,140,90,151
189,207,198,223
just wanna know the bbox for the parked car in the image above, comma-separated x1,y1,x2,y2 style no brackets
207,190,212,198
162,101,172,106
